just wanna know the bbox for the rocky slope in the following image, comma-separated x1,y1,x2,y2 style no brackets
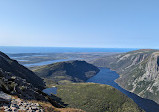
93,49,159,104
0,91,84,112
0,92,44,112
0,51,45,89
56,83,144,112
0,62,65,108
32,60,100,85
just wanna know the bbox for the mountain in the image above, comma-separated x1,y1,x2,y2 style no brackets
32,60,100,85
93,49,159,104
0,51,45,89
56,83,144,112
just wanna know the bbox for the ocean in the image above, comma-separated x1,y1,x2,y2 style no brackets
0,46,138,54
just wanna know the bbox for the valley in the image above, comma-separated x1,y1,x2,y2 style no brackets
1,0,158,111
1,49,159,112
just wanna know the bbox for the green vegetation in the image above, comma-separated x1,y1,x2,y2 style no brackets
33,60,99,87
56,83,143,112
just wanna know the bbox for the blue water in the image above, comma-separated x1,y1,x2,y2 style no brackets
42,87,57,95
0,46,138,53
87,68,159,112
24,59,73,67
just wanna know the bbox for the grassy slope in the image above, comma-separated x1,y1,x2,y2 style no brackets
56,83,143,112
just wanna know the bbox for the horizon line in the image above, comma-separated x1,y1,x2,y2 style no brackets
0,45,150,49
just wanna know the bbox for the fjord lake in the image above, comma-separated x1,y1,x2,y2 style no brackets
87,68,159,112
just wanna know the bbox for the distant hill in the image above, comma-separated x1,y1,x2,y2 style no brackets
56,83,144,112
93,49,159,104
0,51,45,89
32,60,99,85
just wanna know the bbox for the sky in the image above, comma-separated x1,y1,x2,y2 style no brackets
0,0,159,48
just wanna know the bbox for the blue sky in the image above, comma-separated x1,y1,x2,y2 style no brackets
0,0,159,48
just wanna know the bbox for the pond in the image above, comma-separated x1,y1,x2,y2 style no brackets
42,87,57,95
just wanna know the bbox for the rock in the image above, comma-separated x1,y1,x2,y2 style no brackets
0,91,11,103
1,94,44,112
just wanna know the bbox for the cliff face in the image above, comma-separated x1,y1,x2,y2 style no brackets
33,60,100,84
93,49,159,104
133,52,159,100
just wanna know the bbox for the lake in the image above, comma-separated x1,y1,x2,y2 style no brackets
24,59,73,67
